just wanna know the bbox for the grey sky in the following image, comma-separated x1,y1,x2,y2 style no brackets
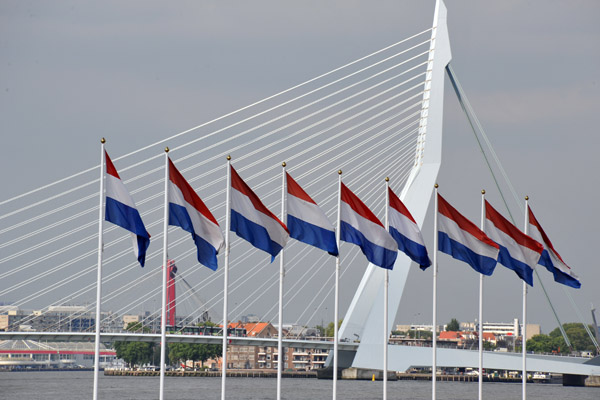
1,1,599,334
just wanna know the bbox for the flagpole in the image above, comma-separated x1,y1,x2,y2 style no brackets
383,177,390,400
277,162,286,400
221,155,232,400
479,190,486,400
333,169,342,400
432,183,438,400
93,138,106,400
159,147,170,400
522,195,529,400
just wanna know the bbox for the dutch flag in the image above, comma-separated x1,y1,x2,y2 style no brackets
286,172,338,256
168,158,224,271
230,166,289,259
437,194,499,275
485,201,543,286
528,206,581,289
104,151,150,267
388,187,431,270
340,183,398,270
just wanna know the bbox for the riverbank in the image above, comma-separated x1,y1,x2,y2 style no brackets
105,369,317,378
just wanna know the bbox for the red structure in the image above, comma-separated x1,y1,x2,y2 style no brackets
166,259,177,326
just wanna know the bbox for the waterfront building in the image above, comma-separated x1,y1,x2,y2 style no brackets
0,340,117,369
222,322,329,371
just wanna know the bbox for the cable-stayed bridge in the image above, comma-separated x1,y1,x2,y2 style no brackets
1,0,599,384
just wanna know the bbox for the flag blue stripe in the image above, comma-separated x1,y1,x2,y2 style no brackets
537,249,555,274
340,221,397,270
231,209,283,259
553,268,581,289
288,214,338,256
537,249,580,288
390,226,431,270
105,197,150,267
438,231,497,276
169,203,219,270
497,246,534,286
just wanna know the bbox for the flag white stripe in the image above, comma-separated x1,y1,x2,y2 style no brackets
439,213,498,259
528,224,577,278
231,188,288,248
287,195,334,232
486,221,540,267
340,202,396,251
389,207,424,245
168,181,224,251
105,174,136,209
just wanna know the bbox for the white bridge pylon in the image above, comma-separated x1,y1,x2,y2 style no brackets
338,0,451,372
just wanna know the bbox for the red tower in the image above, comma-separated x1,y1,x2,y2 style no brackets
166,259,177,326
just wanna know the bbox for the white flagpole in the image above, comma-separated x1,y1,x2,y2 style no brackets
333,169,342,400
383,177,390,400
93,138,106,400
277,162,286,400
221,155,232,400
522,195,529,400
159,147,170,400
479,190,486,400
432,184,438,400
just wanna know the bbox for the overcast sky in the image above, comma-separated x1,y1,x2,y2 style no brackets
1,1,599,334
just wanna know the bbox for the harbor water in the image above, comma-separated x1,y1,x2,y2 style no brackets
1,371,598,400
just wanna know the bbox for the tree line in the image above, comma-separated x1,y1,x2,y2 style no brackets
113,322,221,369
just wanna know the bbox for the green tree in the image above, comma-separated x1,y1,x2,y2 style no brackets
525,323,597,355
114,341,154,367
168,342,222,368
315,325,326,337
324,320,343,338
549,323,596,353
527,334,553,353
113,321,158,368
446,318,460,332
408,330,432,340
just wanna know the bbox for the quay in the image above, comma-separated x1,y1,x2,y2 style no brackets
105,369,317,378
396,373,527,383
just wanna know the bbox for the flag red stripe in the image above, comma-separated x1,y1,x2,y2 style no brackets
388,187,416,224
528,205,568,266
485,201,543,254
438,194,499,248
340,183,383,227
286,172,316,204
230,166,288,232
168,158,219,226
104,151,120,179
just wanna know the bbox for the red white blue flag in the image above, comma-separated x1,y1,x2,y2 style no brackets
230,166,289,259
527,206,580,289
485,201,543,286
286,172,338,255
168,158,224,271
340,183,398,270
388,187,430,270
437,194,499,275
104,151,150,267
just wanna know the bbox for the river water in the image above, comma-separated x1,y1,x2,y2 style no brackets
1,371,598,399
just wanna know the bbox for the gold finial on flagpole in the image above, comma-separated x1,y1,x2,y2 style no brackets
434,183,438,188
525,195,529,201
100,138,106,144
385,177,389,182
165,147,169,153
282,162,286,167
338,170,342,175
227,155,231,161
481,189,486,195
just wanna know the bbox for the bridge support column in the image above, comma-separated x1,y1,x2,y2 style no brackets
562,373,586,387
